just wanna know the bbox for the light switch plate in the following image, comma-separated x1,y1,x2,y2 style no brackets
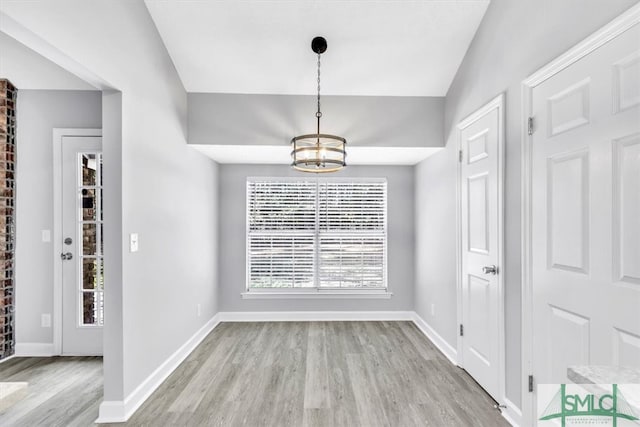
42,229,51,243
130,233,139,252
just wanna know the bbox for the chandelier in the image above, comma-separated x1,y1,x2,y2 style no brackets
291,36,347,173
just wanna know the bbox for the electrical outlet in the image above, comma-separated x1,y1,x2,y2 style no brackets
42,229,51,243
41,313,51,328
197,304,201,317
431,303,435,317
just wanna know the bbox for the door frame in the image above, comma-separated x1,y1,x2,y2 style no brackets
456,93,506,405
520,4,640,424
52,128,102,356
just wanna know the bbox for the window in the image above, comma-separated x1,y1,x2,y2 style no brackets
247,178,387,292
79,153,104,325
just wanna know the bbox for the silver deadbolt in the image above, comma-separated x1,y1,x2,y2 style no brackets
64,237,73,245
482,265,498,275
61,252,73,261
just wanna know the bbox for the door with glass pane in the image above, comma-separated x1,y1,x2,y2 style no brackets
61,136,103,355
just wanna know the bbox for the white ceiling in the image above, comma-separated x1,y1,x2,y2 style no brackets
145,0,489,96
0,31,95,90
191,145,442,165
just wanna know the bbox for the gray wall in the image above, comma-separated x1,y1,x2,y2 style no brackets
115,40,221,402
5,1,222,403
189,93,444,148
219,164,414,312
414,149,458,345
15,90,102,345
414,0,639,409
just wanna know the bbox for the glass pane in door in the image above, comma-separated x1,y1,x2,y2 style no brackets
78,153,104,326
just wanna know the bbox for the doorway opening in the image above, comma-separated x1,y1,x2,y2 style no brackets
53,129,103,356
456,94,507,411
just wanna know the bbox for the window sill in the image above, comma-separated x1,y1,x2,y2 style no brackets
241,291,393,300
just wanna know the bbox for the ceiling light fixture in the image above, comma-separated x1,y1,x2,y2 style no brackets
291,36,346,173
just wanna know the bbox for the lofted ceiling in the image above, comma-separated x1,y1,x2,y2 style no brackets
0,0,489,165
144,0,490,96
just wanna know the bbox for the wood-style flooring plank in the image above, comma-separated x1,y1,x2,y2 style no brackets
1,322,510,427
346,352,391,427
303,322,330,409
0,356,102,427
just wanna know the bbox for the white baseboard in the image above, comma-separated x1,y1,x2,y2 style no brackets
14,342,55,357
411,313,458,365
218,310,414,322
95,313,221,424
501,397,522,427
0,355,16,364
409,314,522,426
95,400,126,423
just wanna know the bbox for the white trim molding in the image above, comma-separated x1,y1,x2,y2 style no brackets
411,312,458,365
95,314,221,424
523,4,640,89
95,400,127,424
0,355,16,364
218,311,413,322
520,4,640,425
52,128,102,356
14,343,55,357
241,291,393,299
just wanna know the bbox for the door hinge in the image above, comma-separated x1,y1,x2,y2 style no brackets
459,324,464,336
459,149,463,163
528,375,534,392
527,117,535,136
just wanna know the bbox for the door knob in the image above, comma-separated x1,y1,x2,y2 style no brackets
482,265,498,275
61,252,73,261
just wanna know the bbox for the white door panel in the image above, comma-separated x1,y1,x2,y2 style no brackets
531,22,640,393
459,96,504,402
613,133,640,286
614,327,640,366
547,150,589,273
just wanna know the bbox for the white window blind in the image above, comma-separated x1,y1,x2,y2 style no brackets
247,178,387,290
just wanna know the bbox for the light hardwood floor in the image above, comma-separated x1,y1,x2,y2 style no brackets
1,322,509,426
0,356,102,426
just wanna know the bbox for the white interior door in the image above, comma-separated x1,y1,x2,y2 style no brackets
531,22,640,388
459,95,504,402
61,136,103,355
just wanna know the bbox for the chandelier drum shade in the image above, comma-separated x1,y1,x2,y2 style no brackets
291,36,347,173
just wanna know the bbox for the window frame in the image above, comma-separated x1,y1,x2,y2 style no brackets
244,176,390,298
